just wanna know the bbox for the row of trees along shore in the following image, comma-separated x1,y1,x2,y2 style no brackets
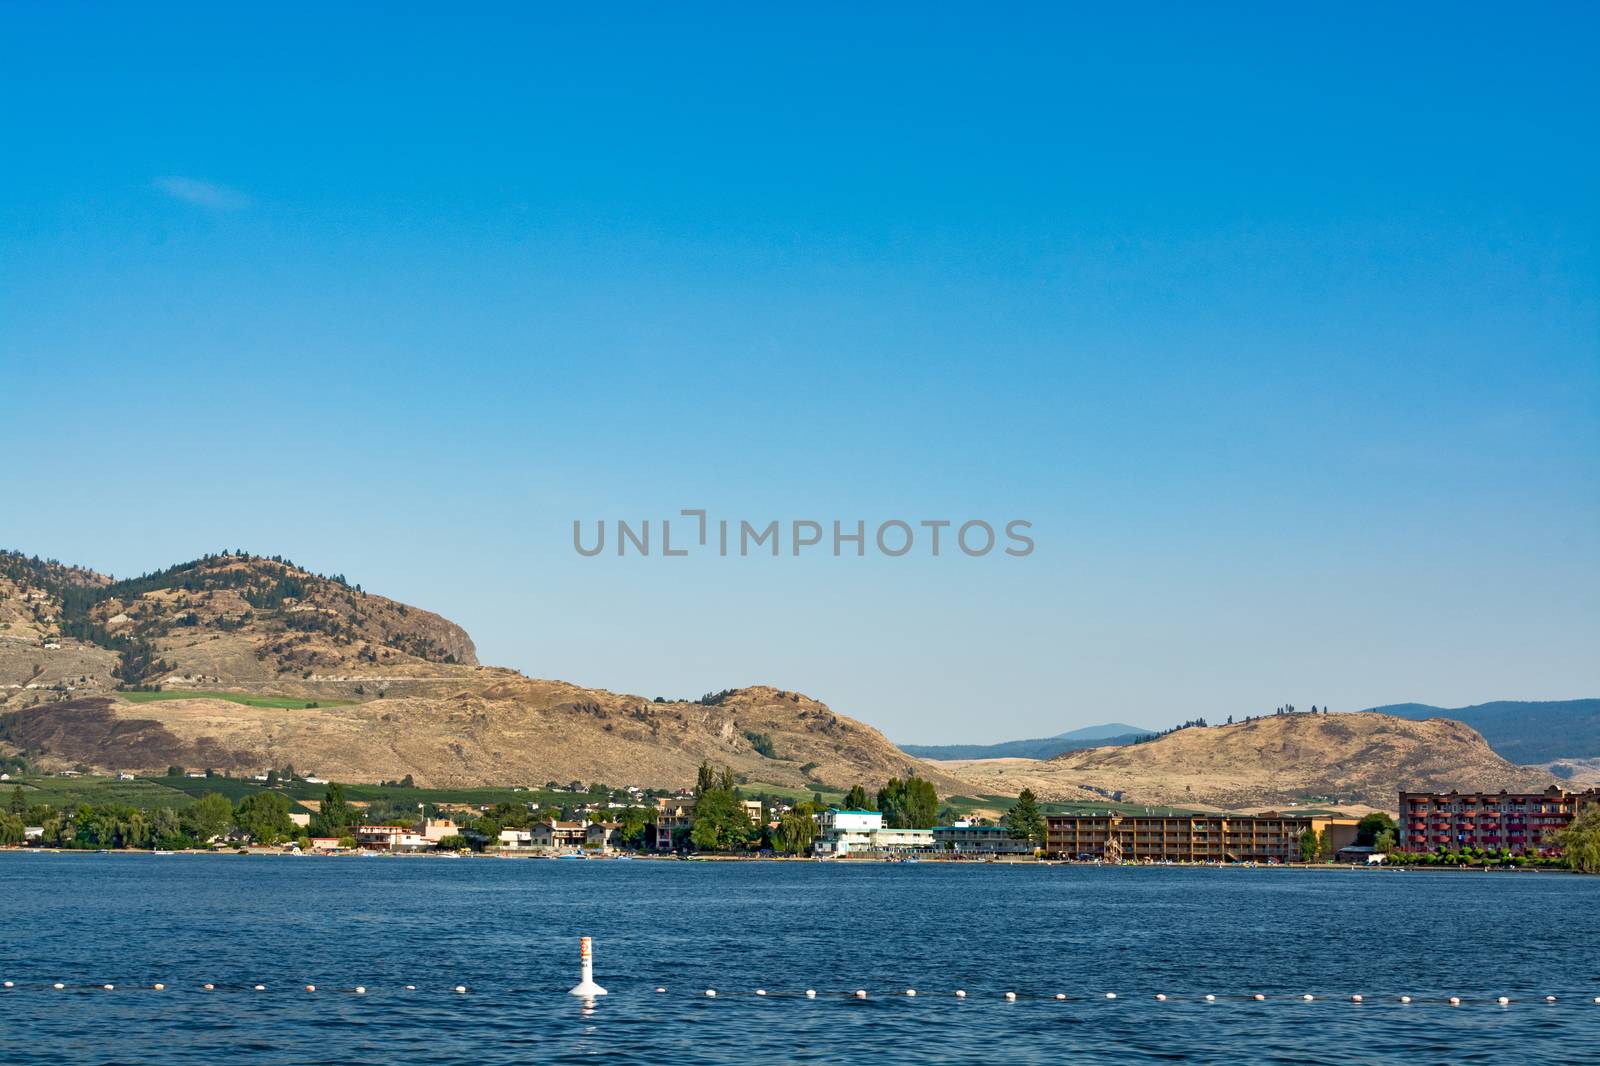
5,774,1600,872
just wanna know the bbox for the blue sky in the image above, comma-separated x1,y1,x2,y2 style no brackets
2,5,1595,742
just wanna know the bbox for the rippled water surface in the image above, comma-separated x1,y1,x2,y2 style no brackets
0,853,1596,1064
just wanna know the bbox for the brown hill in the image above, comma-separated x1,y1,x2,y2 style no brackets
0,550,955,792
936,712,1557,809
0,550,476,706
0,684,956,793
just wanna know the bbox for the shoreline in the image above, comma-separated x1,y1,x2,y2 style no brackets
0,847,1579,873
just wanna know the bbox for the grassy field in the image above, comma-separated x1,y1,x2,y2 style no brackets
8,776,199,808
120,690,353,710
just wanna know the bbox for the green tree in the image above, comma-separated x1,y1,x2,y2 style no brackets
184,792,235,843
0,813,25,845
1556,806,1600,874
772,809,817,854
235,791,295,845
311,782,357,837
617,807,653,849
843,784,873,810
1297,828,1319,863
9,786,24,816
688,767,754,852
877,776,939,829
1005,789,1046,847
151,806,182,847
1373,828,1396,855
694,762,716,797
1355,812,1397,847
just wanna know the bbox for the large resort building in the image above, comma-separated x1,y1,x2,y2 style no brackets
1043,812,1358,863
1398,787,1600,854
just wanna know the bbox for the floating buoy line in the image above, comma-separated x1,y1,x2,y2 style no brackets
0,938,1592,1007
0,981,1591,1006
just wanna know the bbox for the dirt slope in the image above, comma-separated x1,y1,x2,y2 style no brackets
937,712,1557,808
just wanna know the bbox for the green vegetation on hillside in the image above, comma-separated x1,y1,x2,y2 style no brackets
121,690,352,710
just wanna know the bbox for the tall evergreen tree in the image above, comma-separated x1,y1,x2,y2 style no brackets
1005,789,1045,846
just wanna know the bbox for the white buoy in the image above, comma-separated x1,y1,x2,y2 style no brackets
1054,993,1066,1000
1544,995,1556,1003
1448,996,1460,1006
404,985,416,991
102,984,114,991
1497,996,1509,1005
1155,993,1167,1001
805,989,816,998
955,989,966,998
1252,993,1265,1001
755,989,766,996
655,987,666,994
52,983,63,990
1351,994,1363,1003
2,981,12,988
855,989,867,999
254,984,266,991
1399,995,1411,1004
203,983,214,991
355,986,366,995
153,983,165,991
1204,994,1215,1002
454,985,467,994
906,989,916,997
1302,994,1314,1001
705,989,717,998
305,985,316,993
1005,991,1017,1001
568,936,607,997
1105,992,1117,1000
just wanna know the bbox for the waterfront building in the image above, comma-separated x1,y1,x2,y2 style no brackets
1043,813,1357,863
931,822,1035,855
530,820,590,849
813,809,935,855
353,825,430,851
586,822,622,850
498,828,534,849
1397,786,1600,855
651,799,695,850
422,818,461,843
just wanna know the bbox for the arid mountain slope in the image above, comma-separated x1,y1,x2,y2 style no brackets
0,551,476,706
0,548,955,791
937,713,1557,808
0,684,956,792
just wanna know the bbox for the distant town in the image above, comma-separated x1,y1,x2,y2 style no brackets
3,759,1597,872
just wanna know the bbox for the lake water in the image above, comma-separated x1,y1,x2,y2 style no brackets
0,854,1596,1064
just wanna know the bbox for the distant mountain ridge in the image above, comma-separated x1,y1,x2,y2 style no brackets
1362,700,1600,764
900,722,1152,762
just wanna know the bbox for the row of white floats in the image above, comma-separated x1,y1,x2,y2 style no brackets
1,981,1594,1006
6,943,1594,1006
687,988,1595,1006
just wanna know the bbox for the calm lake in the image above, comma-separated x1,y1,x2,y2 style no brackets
0,854,1596,1064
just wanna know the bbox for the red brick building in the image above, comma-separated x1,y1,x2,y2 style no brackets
1398,786,1600,855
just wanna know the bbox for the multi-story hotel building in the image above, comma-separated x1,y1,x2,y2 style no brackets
1043,812,1357,863
1398,787,1600,855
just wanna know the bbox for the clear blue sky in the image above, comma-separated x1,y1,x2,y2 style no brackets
2,5,1595,742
